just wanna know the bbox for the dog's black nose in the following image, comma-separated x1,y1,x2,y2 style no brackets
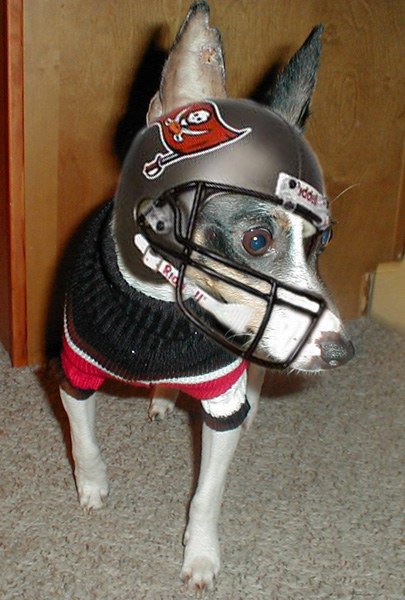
319,334,355,368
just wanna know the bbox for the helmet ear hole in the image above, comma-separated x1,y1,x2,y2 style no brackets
136,198,173,234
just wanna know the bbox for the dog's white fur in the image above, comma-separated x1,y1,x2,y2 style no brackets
60,3,350,593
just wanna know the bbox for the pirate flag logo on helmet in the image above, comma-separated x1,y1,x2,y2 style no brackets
143,101,251,180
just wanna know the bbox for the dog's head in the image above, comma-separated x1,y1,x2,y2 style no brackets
113,2,354,372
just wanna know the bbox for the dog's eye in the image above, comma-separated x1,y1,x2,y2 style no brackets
313,227,333,256
242,228,272,255
320,227,333,249
305,227,333,258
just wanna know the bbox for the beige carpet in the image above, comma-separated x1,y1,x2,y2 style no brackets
1,318,404,599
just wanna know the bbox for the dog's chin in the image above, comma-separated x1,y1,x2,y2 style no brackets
287,346,325,373
255,347,326,374
253,352,336,374
287,363,326,375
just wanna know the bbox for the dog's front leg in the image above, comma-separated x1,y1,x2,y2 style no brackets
181,420,242,592
61,389,109,512
244,363,265,430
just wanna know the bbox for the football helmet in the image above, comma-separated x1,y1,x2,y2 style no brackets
113,99,331,368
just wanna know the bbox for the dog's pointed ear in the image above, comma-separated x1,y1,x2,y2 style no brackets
146,1,226,124
265,24,323,131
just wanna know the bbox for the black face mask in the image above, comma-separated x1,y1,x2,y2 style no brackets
136,180,327,369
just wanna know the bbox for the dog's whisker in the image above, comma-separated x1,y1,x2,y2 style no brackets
225,329,255,346
330,183,360,206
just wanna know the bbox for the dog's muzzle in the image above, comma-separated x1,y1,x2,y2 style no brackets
135,181,327,369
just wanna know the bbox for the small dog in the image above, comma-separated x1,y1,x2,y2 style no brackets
59,2,354,593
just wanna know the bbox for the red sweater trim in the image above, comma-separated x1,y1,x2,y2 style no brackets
61,334,248,400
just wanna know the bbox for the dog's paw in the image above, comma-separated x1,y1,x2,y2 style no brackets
75,460,109,513
148,396,175,421
181,556,219,595
181,536,220,595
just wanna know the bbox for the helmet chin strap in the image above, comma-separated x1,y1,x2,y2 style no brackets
134,234,253,335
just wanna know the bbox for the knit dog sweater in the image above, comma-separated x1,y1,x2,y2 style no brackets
61,201,250,430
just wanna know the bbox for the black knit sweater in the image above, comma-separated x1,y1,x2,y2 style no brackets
63,200,242,384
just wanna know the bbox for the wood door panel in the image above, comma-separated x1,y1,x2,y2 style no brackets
1,0,26,366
